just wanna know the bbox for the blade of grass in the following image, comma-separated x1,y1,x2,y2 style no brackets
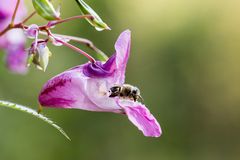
0,100,70,141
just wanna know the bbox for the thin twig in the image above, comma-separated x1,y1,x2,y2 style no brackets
39,31,108,61
46,15,92,28
0,25,11,36
60,40,96,63
10,0,21,26
45,30,96,63
51,33,108,60
0,23,25,36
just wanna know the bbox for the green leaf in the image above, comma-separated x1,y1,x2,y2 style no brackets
32,0,60,20
75,0,110,31
0,100,70,141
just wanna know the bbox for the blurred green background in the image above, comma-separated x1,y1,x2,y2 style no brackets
0,0,240,159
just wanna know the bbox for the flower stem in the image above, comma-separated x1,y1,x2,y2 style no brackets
10,0,21,27
0,23,25,36
41,32,108,61
0,14,92,37
46,15,92,27
44,29,96,63
59,40,96,63
0,25,11,36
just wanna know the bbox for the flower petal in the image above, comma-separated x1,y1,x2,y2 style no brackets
39,66,99,111
82,29,131,85
85,77,122,111
25,24,39,39
0,0,27,22
39,65,121,112
0,29,26,49
5,44,28,74
0,0,27,48
82,60,115,78
118,100,162,137
113,29,131,84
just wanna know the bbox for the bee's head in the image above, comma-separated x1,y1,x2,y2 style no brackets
131,87,144,102
131,87,140,96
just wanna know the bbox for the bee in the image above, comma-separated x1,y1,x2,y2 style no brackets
109,84,143,102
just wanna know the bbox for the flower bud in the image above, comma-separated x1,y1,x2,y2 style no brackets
32,0,60,20
75,0,110,31
28,42,52,72
24,24,39,39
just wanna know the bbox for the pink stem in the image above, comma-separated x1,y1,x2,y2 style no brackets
59,40,96,63
46,30,96,63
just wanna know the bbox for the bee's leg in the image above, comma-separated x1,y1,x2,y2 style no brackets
128,94,135,101
137,95,144,103
133,96,137,102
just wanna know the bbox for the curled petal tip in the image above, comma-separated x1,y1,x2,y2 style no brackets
118,100,162,137
120,29,131,37
124,29,131,33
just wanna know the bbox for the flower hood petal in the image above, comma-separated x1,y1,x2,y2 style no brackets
113,29,131,84
83,29,131,84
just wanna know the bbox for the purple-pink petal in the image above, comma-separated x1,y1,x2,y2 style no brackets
39,66,102,111
0,10,8,21
5,44,28,74
83,57,115,78
114,29,131,84
82,30,131,84
39,63,123,112
0,0,28,74
0,0,27,30
25,24,39,39
118,100,162,137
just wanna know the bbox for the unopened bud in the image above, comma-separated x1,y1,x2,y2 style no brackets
32,0,60,20
75,0,110,31
29,42,52,72
25,24,39,39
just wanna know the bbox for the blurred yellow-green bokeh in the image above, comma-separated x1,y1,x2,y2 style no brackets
0,0,240,159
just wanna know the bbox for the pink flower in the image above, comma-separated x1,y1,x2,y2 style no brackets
0,0,28,74
39,30,162,137
5,43,28,74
